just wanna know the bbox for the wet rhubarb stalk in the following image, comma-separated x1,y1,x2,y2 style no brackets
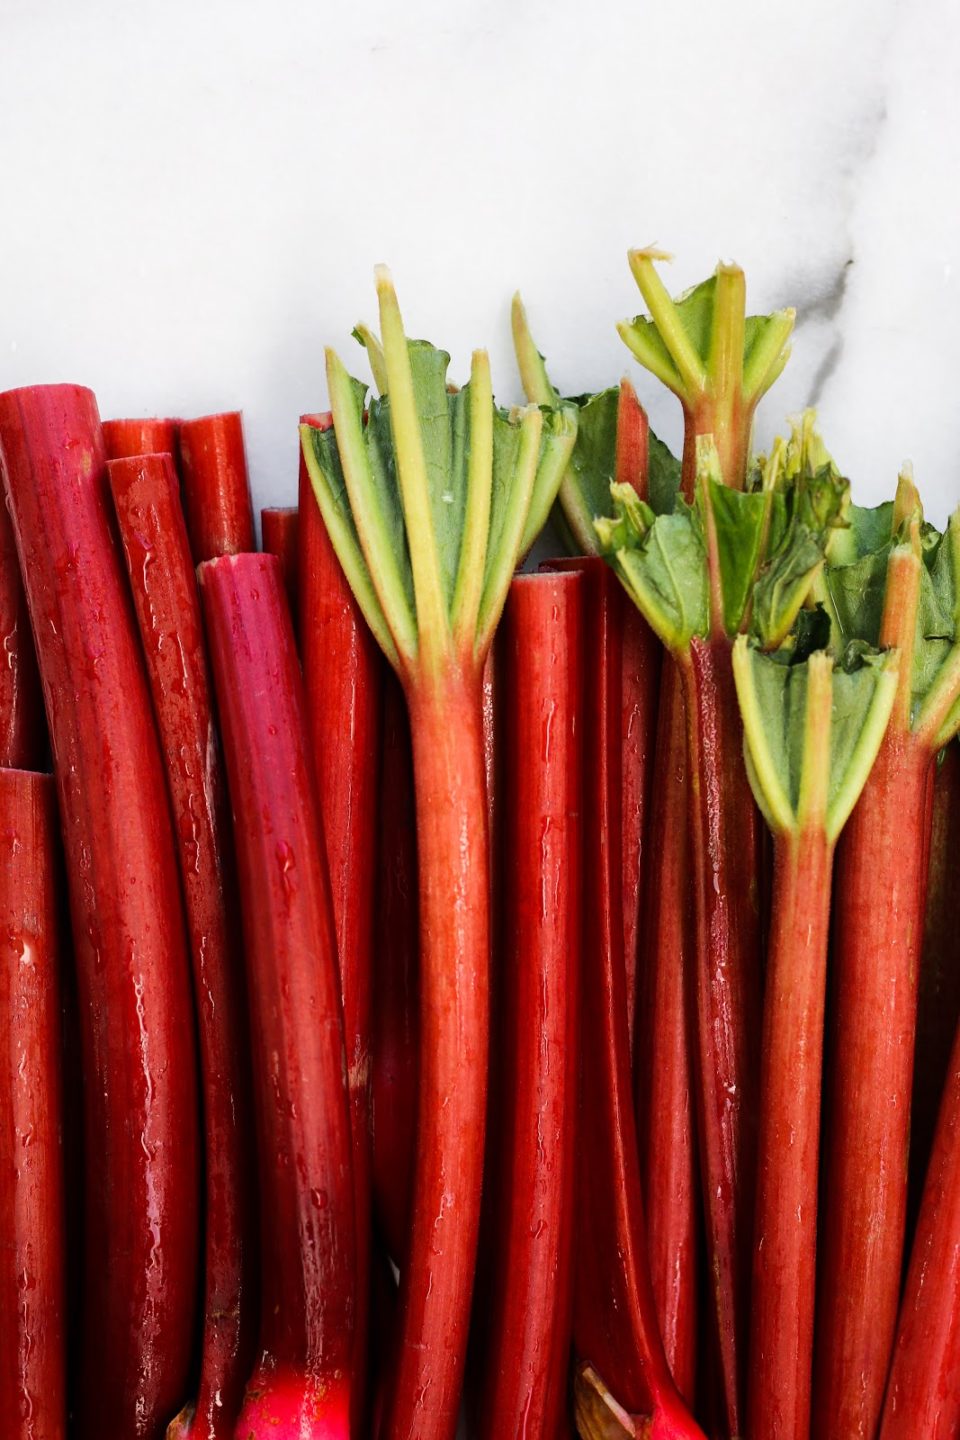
261,505,300,621
634,659,698,1404
371,671,420,1264
302,267,575,1440
476,570,583,1439
298,408,382,1428
733,640,898,1440
102,416,180,466
511,300,665,1042
0,767,65,1440
0,496,44,769
0,383,201,1438
178,409,255,562
881,1007,960,1439
813,488,960,1439
107,452,258,1440
562,557,704,1440
199,552,356,1438
604,251,796,1437
910,741,960,1224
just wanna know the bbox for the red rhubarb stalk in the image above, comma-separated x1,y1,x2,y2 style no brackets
301,268,576,1440
476,570,583,1438
178,410,255,562
732,641,898,1440
564,557,703,1440
881,1008,960,1438
199,552,356,1438
0,498,44,768
910,741,960,1220
298,410,382,1425
0,383,201,1437
261,506,300,620
103,416,180,465
813,490,960,1439
614,381,661,1046
106,452,258,1440
634,660,698,1404
610,253,795,1435
0,767,65,1440
371,671,420,1264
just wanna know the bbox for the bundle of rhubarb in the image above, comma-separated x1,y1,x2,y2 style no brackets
2,254,960,1440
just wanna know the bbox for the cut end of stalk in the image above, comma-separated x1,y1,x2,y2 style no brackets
628,244,674,268
234,1366,351,1439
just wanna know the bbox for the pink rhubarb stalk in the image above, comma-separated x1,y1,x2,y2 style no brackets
199,552,356,1438
0,767,65,1440
0,497,44,769
107,452,258,1440
103,416,180,466
0,383,201,1437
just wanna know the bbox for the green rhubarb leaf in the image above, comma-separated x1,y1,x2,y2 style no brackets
701,473,768,636
302,268,577,681
733,637,899,842
510,292,681,553
597,488,708,652
617,250,795,491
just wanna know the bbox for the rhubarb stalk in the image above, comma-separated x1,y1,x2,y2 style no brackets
261,505,300,619
199,552,356,1438
813,484,960,1439
476,570,583,1439
910,741,960,1221
733,640,898,1440
103,416,180,465
566,556,704,1440
301,267,576,1439
0,497,44,769
0,383,201,1437
178,410,255,561
298,407,382,1426
371,672,420,1264
106,451,258,1440
0,767,65,1440
604,251,796,1436
881,1000,960,1439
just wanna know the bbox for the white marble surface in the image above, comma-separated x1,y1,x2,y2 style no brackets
2,0,959,520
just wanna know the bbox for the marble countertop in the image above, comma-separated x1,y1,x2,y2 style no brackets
2,0,958,520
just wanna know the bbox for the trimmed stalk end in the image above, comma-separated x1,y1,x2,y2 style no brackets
234,1366,351,1439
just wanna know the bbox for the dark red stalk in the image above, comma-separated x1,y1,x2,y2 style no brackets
178,410,255,562
0,383,201,1437
568,556,703,1439
298,413,381,1424
476,571,583,1439
0,767,65,1440
383,665,491,1440
199,552,356,1438
371,672,419,1264
910,742,960,1222
0,498,44,768
106,452,257,1440
813,729,933,1438
616,379,661,1050
261,506,299,621
683,635,762,1439
103,416,180,465
747,827,832,1440
881,1013,960,1439
635,660,698,1404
